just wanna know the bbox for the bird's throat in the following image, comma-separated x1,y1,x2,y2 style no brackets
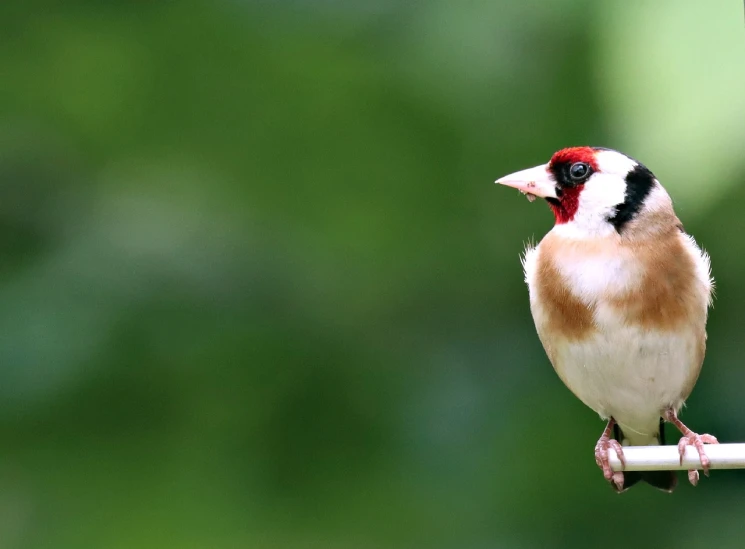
546,185,583,224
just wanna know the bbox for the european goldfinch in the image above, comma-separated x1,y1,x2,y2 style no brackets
496,146,718,492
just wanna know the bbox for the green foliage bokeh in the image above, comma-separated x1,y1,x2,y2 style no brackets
0,1,744,548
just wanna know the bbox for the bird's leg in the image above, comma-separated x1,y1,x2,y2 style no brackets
594,418,626,491
663,408,718,486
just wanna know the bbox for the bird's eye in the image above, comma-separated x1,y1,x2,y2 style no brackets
569,162,590,181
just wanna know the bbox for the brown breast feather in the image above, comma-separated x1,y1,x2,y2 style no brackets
534,243,596,342
535,229,705,346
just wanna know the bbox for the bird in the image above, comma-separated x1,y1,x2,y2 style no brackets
495,146,718,492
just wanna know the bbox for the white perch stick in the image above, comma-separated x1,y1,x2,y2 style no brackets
608,443,745,471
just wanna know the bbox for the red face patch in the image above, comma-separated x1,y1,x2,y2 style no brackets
546,187,583,224
546,147,600,224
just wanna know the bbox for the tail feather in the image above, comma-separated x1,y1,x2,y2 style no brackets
612,419,678,493
640,470,678,492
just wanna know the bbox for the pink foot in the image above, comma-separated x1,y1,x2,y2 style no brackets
595,419,626,491
677,432,719,485
664,409,718,486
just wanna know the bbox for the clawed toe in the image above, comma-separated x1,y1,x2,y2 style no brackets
678,432,719,478
595,419,626,491
664,408,719,485
688,469,700,486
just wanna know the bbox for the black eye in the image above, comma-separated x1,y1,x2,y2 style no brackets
569,162,590,181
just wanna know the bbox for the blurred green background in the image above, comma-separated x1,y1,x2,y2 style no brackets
0,1,744,548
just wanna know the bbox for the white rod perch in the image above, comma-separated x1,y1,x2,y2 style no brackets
608,443,745,471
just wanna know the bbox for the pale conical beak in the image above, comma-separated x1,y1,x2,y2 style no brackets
495,164,558,200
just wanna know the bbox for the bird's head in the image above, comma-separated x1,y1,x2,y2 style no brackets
496,147,663,236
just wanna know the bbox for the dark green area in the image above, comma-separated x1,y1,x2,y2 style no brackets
0,2,743,548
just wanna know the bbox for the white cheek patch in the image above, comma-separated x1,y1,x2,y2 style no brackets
552,172,628,238
578,172,628,218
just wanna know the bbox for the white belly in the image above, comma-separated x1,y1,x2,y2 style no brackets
547,324,700,442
